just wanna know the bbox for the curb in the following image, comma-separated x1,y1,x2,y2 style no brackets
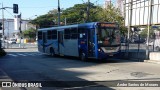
144,60,160,64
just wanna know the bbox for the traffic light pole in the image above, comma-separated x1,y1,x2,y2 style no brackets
58,0,60,26
87,0,90,22
0,4,18,48
1,3,5,48
19,13,22,48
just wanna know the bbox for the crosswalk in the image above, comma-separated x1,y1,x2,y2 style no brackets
7,52,44,57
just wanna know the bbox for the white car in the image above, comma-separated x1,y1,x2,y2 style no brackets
8,39,16,44
146,39,160,51
146,41,153,46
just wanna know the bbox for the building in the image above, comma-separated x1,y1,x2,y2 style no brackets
116,0,124,16
124,0,160,26
0,17,36,39
104,0,112,9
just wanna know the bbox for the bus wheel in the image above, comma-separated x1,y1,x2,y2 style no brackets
80,52,86,61
155,46,160,51
50,48,55,56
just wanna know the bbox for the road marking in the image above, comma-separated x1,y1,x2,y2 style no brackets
24,52,43,56
7,54,17,57
35,53,43,55
7,52,43,57
17,53,27,56
23,53,35,56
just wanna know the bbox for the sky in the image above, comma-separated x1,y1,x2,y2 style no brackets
0,0,116,20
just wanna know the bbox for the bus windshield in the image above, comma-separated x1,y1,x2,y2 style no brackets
98,26,120,46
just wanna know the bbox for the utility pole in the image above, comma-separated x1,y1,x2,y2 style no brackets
0,4,18,48
146,0,153,59
65,17,67,25
126,0,133,58
19,13,22,48
58,0,60,26
7,19,9,48
86,0,90,22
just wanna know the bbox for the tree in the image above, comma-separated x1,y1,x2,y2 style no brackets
140,28,154,38
97,4,127,35
31,3,102,27
23,28,37,40
30,2,127,36
61,3,102,24
31,14,56,28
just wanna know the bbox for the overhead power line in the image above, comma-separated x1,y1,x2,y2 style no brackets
20,6,57,8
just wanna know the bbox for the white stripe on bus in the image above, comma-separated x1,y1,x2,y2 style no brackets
8,54,17,57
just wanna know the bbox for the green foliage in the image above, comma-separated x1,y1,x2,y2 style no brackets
97,4,126,34
31,14,56,28
120,26,128,36
140,28,154,38
61,3,102,24
30,3,126,34
31,3,102,26
23,28,37,39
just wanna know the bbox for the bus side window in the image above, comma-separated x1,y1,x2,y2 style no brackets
52,30,57,39
64,29,70,39
78,28,85,39
38,31,42,40
70,28,78,39
47,30,52,40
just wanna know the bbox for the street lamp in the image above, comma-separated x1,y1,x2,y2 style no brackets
27,15,37,20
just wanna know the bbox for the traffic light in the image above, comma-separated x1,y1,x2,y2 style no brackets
0,22,2,30
13,4,18,14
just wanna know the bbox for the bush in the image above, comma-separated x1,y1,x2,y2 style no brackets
0,48,6,57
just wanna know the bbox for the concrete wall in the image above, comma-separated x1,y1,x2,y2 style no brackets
120,51,160,61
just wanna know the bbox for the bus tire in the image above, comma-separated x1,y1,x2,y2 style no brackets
50,48,55,57
80,52,86,61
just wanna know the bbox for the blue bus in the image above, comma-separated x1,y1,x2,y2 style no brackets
37,22,121,60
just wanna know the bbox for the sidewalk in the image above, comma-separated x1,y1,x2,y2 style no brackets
144,60,160,64
0,69,27,90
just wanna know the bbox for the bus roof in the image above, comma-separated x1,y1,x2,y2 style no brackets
38,22,118,31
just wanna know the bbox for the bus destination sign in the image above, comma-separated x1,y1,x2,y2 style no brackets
99,23,117,27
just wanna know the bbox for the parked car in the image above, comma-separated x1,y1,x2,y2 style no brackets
146,40,153,46
8,38,16,44
134,38,145,43
146,39,160,51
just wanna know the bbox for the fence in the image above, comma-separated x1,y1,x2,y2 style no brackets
120,28,160,60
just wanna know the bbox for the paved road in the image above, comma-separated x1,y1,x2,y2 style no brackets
0,48,160,90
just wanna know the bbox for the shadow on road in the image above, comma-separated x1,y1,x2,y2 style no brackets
0,52,116,90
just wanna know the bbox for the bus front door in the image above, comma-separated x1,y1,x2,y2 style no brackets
88,29,95,57
42,32,47,53
58,31,65,55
